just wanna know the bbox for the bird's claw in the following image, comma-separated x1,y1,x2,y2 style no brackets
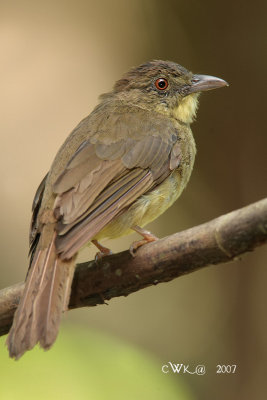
92,240,112,263
129,226,158,257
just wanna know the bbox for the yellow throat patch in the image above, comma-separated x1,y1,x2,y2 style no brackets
172,93,199,124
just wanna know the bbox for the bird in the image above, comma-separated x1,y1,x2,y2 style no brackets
6,60,228,359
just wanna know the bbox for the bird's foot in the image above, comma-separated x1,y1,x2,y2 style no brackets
92,240,113,262
130,225,158,257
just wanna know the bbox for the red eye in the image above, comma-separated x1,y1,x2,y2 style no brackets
155,78,168,90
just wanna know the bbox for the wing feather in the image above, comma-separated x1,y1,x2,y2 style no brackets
56,170,153,258
48,109,181,259
54,158,124,223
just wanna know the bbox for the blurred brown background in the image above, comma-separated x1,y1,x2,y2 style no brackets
1,0,266,399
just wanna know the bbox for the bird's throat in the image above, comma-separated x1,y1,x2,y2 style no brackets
172,93,199,124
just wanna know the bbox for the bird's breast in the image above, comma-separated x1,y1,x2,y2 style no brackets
96,166,193,241
96,123,196,241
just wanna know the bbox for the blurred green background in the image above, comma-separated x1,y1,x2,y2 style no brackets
0,0,266,399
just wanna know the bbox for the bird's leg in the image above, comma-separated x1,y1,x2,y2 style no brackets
92,239,112,262
130,225,159,256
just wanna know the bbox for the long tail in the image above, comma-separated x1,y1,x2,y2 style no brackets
6,230,76,359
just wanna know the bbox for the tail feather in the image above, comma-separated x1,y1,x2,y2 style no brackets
6,231,75,359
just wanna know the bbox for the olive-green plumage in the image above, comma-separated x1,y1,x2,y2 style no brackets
6,60,228,359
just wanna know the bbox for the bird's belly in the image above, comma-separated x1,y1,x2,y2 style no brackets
95,170,185,240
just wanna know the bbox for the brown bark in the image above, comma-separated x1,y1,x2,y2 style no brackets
1,198,266,337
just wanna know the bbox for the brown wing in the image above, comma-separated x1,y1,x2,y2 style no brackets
29,173,48,260
51,111,181,259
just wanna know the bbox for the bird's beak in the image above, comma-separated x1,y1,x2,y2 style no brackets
189,74,229,93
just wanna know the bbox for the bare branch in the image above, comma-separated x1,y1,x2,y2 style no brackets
1,198,266,337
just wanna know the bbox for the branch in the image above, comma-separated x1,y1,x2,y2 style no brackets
1,198,267,337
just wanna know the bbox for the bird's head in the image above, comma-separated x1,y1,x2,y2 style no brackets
112,60,228,124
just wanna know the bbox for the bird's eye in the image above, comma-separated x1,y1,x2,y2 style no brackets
155,78,168,90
